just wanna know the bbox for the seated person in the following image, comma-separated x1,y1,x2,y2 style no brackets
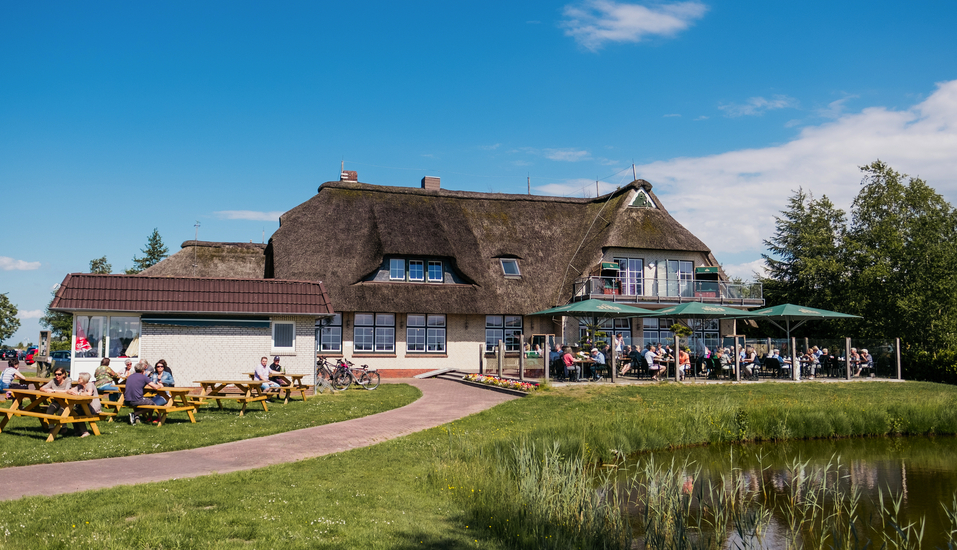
562,347,580,382
2,358,29,398
719,348,734,373
855,349,874,376
677,347,690,381
269,356,290,386
41,367,73,417
125,361,164,424
740,347,757,378
94,357,122,400
149,359,175,405
255,356,281,389
118,358,134,382
645,344,663,381
623,346,643,376
589,347,605,381
66,372,101,438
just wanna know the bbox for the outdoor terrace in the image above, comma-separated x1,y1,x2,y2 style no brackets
572,276,764,307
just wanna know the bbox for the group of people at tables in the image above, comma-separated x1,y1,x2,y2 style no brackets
1,356,178,434
544,339,875,382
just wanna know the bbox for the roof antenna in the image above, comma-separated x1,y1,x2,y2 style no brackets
595,179,599,197
527,174,530,195
262,227,265,244
192,220,201,276
632,163,637,181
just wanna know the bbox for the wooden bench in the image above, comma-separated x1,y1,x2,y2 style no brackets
133,402,198,427
0,389,102,442
262,384,313,404
193,380,270,416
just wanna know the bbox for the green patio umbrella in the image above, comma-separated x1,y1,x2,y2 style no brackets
743,303,861,342
641,301,751,320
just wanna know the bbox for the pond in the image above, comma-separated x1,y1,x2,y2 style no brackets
621,436,957,549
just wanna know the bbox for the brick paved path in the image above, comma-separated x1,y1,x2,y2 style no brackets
0,378,517,501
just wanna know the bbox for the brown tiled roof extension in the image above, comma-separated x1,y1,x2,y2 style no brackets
50,274,332,316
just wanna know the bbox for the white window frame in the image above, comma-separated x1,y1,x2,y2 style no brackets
316,313,342,353
390,259,405,281
428,261,443,282
500,258,521,277
271,321,296,353
408,260,425,281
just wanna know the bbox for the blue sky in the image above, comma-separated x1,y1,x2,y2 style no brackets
3,1,957,346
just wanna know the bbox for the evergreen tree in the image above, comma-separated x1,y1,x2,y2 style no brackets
39,290,72,349
89,256,112,274
0,293,20,346
126,228,169,274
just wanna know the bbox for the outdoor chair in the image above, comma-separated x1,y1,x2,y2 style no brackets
763,356,782,378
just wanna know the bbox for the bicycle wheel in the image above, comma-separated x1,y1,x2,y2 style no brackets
358,371,380,390
332,371,353,391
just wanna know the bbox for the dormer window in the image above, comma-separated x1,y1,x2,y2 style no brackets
378,257,449,283
501,259,521,277
390,259,405,280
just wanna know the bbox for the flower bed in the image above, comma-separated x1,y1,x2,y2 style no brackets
463,374,539,393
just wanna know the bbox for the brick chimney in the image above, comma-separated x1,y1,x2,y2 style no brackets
421,176,440,190
340,170,358,182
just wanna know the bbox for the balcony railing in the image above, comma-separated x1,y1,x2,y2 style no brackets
572,276,764,306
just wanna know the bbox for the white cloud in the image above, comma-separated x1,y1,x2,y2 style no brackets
663,113,681,118
17,309,44,319
0,256,41,271
634,79,957,260
817,95,859,119
545,148,592,161
214,210,285,222
721,260,768,281
694,115,709,121
719,95,798,117
562,0,708,51
479,143,501,151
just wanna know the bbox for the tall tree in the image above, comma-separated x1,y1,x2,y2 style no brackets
126,228,169,274
761,187,848,316
0,293,20,346
89,256,112,274
39,290,72,348
844,161,957,353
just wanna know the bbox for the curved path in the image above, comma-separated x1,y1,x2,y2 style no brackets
0,378,518,501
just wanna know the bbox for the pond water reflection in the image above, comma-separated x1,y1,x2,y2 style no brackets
621,436,957,549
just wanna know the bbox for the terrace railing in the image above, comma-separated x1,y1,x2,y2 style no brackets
573,276,764,306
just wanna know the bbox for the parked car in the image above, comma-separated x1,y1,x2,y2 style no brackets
49,350,72,370
0,349,17,360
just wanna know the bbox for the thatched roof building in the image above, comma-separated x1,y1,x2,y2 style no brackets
267,178,721,315
141,241,266,279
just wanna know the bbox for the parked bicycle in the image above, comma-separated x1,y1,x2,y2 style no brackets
316,356,380,391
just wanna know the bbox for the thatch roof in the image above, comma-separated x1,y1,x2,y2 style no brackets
140,241,266,278
268,179,717,315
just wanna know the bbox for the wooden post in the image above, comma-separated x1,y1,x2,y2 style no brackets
791,337,799,381
845,337,852,380
478,343,485,375
497,339,504,378
674,333,680,382
519,335,526,381
544,336,550,381
896,337,902,379
610,343,617,383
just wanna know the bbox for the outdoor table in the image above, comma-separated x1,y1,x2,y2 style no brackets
193,380,270,416
18,376,81,391
104,385,198,426
243,372,311,404
0,389,101,442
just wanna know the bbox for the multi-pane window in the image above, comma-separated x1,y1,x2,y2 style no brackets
74,315,106,358
272,321,296,351
390,259,405,280
354,313,395,352
615,258,644,296
407,314,446,353
316,313,342,353
409,260,424,281
665,260,694,297
486,315,522,352
641,317,675,348
428,261,443,282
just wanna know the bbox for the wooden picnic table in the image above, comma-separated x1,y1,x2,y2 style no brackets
0,389,101,442
243,372,312,404
102,385,198,427
18,376,81,391
193,380,270,416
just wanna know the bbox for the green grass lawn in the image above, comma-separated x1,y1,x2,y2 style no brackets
0,384,420,468
2,381,957,549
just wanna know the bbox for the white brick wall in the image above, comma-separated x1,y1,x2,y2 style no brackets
140,316,316,386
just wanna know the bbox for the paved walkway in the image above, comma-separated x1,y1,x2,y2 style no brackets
0,378,518,502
